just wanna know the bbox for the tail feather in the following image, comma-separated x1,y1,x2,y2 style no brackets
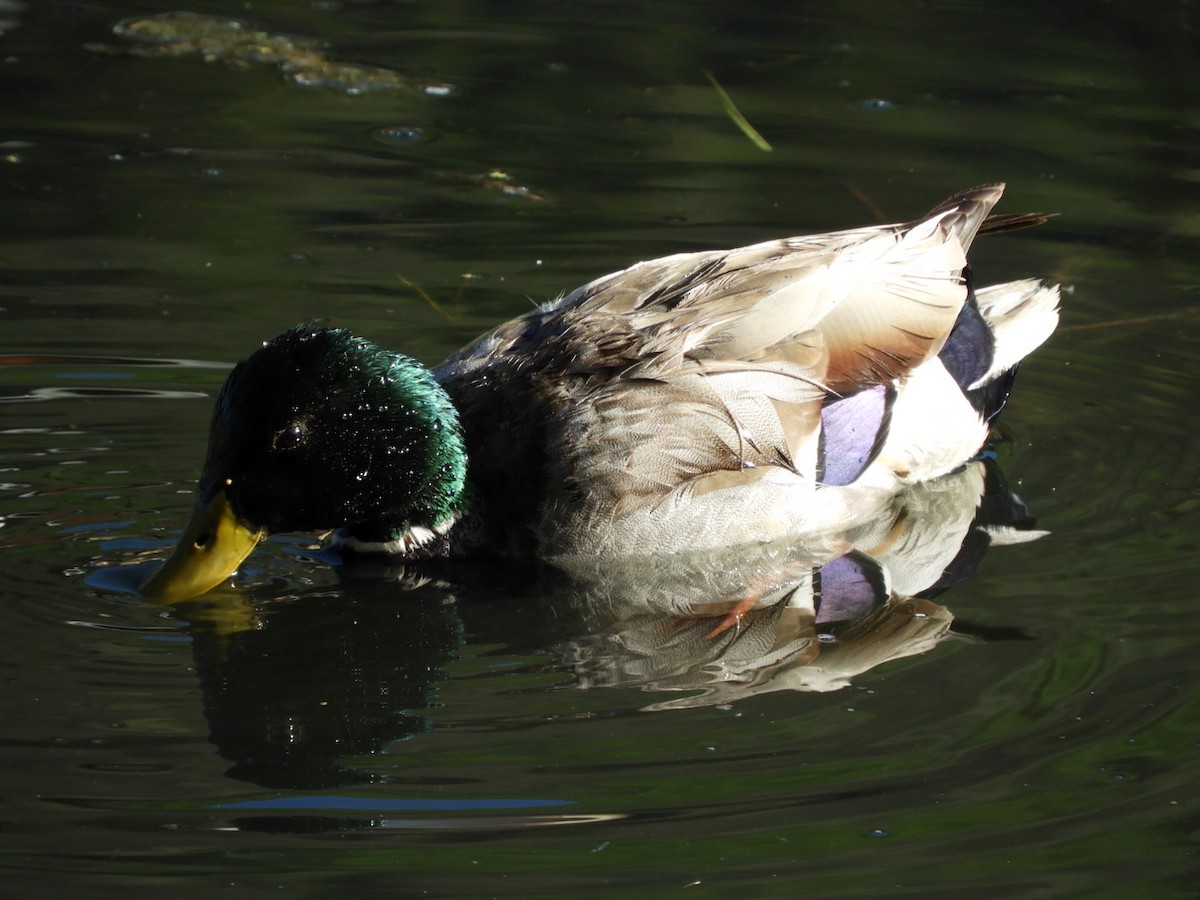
971,279,1060,386
977,211,1055,236
920,182,1006,251
938,277,1059,420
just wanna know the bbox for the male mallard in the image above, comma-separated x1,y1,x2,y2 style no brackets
143,183,1059,601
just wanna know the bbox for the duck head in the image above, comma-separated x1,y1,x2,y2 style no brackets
142,325,468,601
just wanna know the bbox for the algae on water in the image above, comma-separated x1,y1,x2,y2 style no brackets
96,11,417,95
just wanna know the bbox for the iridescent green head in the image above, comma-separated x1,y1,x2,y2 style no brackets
143,324,468,601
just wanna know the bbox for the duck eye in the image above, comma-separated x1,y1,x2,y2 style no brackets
272,422,306,451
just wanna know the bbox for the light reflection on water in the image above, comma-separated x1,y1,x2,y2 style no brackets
1,0,1198,895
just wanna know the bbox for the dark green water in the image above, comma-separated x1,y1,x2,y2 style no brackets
2,0,1198,896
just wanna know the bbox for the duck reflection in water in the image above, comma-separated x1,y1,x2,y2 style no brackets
549,456,1041,710
175,454,1040,788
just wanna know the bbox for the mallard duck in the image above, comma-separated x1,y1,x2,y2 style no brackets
143,183,1059,601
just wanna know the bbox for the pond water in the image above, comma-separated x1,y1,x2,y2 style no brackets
2,0,1198,895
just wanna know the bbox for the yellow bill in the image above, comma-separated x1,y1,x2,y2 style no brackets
141,490,265,602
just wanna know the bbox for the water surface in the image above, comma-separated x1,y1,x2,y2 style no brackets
2,0,1198,895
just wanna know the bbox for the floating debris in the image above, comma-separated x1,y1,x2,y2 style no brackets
473,169,547,202
396,276,457,321
703,69,773,152
841,183,890,223
94,11,420,95
435,169,548,203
